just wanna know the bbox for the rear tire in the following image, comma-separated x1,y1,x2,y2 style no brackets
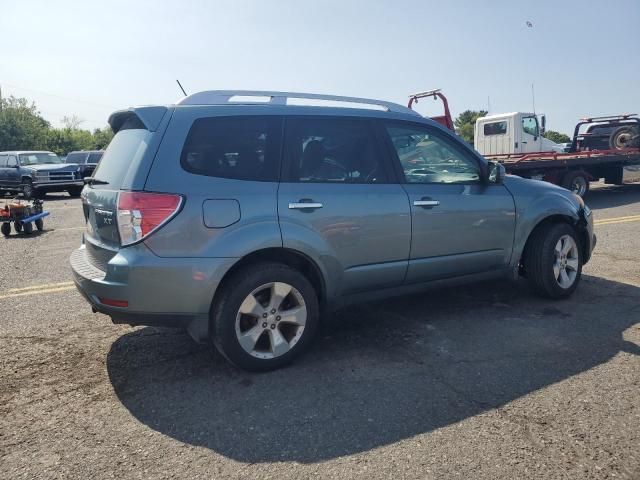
35,218,44,231
14,222,22,233
23,222,33,234
211,262,320,372
562,170,590,197
1,223,10,237
524,222,582,299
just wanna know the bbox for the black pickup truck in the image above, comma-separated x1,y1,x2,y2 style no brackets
0,150,84,198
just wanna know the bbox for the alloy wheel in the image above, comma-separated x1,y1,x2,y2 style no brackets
234,282,307,359
553,234,579,288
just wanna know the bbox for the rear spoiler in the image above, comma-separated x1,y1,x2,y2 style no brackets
108,106,168,133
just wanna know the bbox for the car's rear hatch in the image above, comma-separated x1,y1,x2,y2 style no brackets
82,106,170,270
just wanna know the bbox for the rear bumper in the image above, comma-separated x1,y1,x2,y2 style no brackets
70,243,237,342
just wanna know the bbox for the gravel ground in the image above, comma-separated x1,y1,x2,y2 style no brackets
1,184,639,479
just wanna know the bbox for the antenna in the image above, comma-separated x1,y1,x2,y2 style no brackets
487,95,491,113
531,83,536,114
176,80,188,97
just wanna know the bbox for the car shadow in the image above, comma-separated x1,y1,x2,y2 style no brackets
588,183,640,210
107,275,639,463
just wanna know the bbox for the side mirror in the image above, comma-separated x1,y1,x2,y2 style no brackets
540,114,546,135
488,161,506,184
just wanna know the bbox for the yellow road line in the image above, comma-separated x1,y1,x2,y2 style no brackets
8,281,74,293
0,285,76,300
52,226,85,231
594,216,640,226
594,214,640,224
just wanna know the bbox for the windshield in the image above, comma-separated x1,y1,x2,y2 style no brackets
19,152,63,165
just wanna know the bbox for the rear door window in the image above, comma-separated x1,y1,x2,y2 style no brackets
284,117,388,183
180,116,281,182
92,119,152,188
0,155,7,168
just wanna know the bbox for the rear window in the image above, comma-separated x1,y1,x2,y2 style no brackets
92,119,151,187
66,152,87,164
483,121,507,136
180,116,281,182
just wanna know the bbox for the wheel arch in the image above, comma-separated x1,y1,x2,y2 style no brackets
210,247,328,315
520,214,589,273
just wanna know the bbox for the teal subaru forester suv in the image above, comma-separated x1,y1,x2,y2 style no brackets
71,90,595,371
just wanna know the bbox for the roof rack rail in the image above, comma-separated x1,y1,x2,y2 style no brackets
176,90,419,115
578,114,637,122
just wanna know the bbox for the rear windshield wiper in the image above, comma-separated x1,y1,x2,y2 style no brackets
84,177,109,185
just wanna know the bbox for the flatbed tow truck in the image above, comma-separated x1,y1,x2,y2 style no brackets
408,90,640,196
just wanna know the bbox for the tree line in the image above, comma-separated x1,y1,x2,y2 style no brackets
0,96,113,155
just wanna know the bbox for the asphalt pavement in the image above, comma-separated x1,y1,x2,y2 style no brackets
1,183,639,479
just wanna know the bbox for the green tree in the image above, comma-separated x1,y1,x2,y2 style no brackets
543,130,571,144
454,110,488,144
91,127,114,150
0,95,114,154
0,96,50,150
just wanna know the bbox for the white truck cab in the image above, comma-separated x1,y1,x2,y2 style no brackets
475,112,562,155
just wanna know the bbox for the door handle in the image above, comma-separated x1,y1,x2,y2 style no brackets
289,201,323,210
413,199,440,208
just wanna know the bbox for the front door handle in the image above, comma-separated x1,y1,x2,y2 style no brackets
413,199,440,208
289,201,323,210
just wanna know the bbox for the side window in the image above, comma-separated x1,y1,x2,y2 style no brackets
385,123,481,184
0,155,7,168
180,116,280,182
522,116,538,137
7,156,18,167
285,118,387,183
66,153,85,164
483,121,507,136
88,153,103,164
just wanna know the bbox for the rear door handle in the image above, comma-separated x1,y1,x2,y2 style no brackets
413,199,440,208
289,201,323,210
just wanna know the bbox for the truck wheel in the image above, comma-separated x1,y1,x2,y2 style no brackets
562,170,589,197
524,222,582,299
1,223,10,236
23,222,33,234
211,262,320,372
14,221,23,233
22,179,35,200
610,126,639,150
67,187,83,198
35,218,44,231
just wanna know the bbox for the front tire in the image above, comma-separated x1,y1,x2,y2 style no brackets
211,263,320,372
22,179,36,200
524,223,582,299
67,186,83,198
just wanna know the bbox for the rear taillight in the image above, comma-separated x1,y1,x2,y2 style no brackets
117,192,182,246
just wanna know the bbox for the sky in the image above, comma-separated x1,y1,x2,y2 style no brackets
1,0,639,134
